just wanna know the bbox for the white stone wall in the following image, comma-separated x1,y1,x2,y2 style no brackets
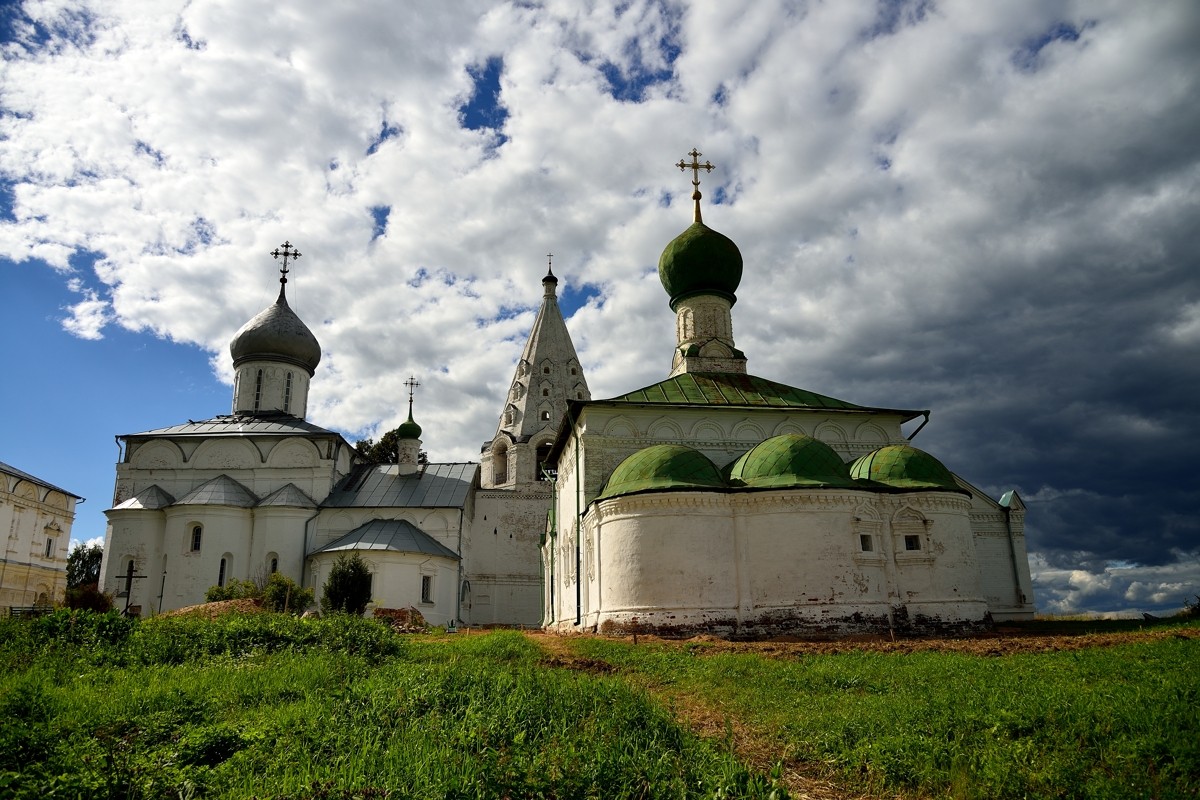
232,360,311,417
550,487,990,636
465,489,549,626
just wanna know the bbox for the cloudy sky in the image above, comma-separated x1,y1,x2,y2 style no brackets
2,0,1197,617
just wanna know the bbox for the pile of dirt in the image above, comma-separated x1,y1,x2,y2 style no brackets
159,598,268,619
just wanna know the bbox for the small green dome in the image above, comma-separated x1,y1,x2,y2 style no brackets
848,445,960,491
396,413,422,440
598,444,725,501
726,434,856,489
658,222,743,311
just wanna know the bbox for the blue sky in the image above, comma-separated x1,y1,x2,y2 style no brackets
1,0,1198,616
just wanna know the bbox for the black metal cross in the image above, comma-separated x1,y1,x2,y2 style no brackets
271,241,302,283
119,560,147,614
404,375,420,401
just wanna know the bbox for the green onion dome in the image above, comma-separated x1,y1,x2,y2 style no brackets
657,222,743,311
396,412,422,441
848,445,962,492
230,287,322,375
598,444,725,501
726,433,856,489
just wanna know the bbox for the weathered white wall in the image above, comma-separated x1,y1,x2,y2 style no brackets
465,489,549,626
307,551,459,626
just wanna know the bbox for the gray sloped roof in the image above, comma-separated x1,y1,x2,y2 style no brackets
123,412,341,439
258,483,317,508
176,475,258,507
311,519,459,560
112,485,176,510
0,460,82,499
322,463,477,509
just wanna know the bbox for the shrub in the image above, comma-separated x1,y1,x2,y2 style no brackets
320,553,372,615
261,573,314,614
64,582,113,613
204,579,260,603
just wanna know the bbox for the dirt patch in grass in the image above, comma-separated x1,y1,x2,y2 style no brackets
159,598,268,619
526,624,1198,799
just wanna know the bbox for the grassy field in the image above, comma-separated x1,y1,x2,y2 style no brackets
1,610,1196,799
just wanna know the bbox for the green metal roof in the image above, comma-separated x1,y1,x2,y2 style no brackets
848,445,966,493
598,444,725,500
658,221,743,310
726,433,856,489
605,372,921,417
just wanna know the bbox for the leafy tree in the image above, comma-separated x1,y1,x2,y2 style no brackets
66,543,103,589
354,427,403,465
261,573,314,613
321,553,373,615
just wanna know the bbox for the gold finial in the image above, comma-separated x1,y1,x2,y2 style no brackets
271,241,302,285
403,375,420,418
676,148,714,224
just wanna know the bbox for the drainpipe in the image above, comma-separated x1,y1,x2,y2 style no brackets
300,509,321,590
575,421,582,627
456,507,464,626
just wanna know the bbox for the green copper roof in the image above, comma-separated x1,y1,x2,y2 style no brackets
598,444,725,501
607,372,921,415
848,445,964,492
658,222,743,311
727,433,856,489
396,412,422,440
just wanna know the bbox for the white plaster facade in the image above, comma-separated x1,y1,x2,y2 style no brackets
103,260,586,627
0,461,80,608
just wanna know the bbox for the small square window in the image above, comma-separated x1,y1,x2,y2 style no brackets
904,535,921,551
420,575,433,604
859,534,873,552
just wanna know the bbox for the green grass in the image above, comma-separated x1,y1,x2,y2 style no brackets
0,611,784,799
569,628,1200,799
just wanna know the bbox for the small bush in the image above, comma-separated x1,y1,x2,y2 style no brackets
204,579,260,603
261,573,314,614
321,553,372,615
64,582,113,613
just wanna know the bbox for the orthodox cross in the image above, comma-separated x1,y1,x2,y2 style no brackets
404,375,420,417
676,149,714,223
119,560,147,615
271,241,302,285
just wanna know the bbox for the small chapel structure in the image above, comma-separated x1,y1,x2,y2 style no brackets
542,151,1035,636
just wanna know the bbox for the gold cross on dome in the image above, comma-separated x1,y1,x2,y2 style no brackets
271,241,302,283
676,149,714,223
676,148,714,187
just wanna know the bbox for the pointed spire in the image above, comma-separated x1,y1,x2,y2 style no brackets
676,149,714,224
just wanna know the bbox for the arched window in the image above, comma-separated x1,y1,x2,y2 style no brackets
190,525,203,552
542,388,549,397
535,442,553,480
270,557,279,574
254,369,264,412
494,443,509,484
284,372,293,413
232,373,240,413
218,558,227,588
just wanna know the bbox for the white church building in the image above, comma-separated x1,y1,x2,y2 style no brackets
541,154,1034,636
102,157,1034,634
